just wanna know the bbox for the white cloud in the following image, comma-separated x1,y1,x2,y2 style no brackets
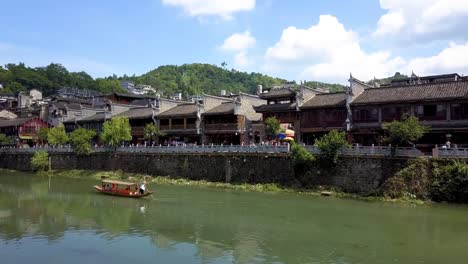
234,52,250,67
406,42,468,76
374,0,468,42
373,11,405,37
219,31,256,68
161,0,255,20
220,31,256,51
264,14,468,84
265,15,405,83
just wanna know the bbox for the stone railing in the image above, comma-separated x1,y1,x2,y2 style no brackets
305,145,424,157
433,147,468,158
0,144,290,154
5,144,468,158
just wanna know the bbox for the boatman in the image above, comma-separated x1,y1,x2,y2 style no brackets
139,181,146,194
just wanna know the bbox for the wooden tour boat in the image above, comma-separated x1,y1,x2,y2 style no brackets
94,179,153,198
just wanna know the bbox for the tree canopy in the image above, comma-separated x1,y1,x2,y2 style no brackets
47,124,69,145
264,117,283,136
143,123,165,144
0,62,354,98
0,63,126,96
315,130,351,163
100,117,132,147
383,115,429,149
0,133,11,145
70,128,96,155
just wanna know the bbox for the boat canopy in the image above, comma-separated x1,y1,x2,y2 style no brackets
102,179,136,186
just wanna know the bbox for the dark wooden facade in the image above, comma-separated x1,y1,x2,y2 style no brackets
0,117,49,145
203,114,245,144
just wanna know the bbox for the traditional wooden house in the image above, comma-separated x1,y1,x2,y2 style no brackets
349,75,468,146
64,112,110,134
202,93,266,144
254,83,328,141
98,92,151,105
300,92,347,144
48,97,101,127
157,103,202,144
156,94,231,145
0,117,48,145
116,98,180,143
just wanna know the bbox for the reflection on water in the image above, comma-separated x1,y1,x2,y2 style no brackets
1,172,468,264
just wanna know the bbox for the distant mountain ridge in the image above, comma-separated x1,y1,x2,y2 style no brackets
0,62,346,97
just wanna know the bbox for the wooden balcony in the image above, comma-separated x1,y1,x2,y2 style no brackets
159,124,197,131
131,126,144,136
204,123,238,131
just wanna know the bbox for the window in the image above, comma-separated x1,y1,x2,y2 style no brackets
187,118,197,124
451,103,468,120
417,104,446,120
172,119,184,125
424,105,437,117
353,108,378,122
382,106,410,121
159,119,169,126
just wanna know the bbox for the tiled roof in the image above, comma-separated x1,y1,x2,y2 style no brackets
77,112,107,122
157,103,198,118
254,102,296,112
0,117,33,127
117,107,153,119
203,102,235,116
259,87,296,99
352,80,468,105
301,93,346,109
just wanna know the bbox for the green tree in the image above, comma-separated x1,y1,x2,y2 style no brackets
31,151,49,171
290,141,315,169
143,123,165,144
6,81,26,94
264,117,282,137
70,128,96,155
0,133,12,145
36,127,49,144
315,130,351,163
47,124,69,145
101,117,132,148
383,115,429,154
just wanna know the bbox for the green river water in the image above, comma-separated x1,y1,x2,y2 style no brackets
1,172,468,264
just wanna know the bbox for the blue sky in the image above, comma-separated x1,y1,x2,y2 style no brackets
1,0,468,84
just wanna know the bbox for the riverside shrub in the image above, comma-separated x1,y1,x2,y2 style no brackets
31,151,49,171
431,160,468,203
382,158,430,200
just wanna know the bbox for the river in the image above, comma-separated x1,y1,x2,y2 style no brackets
1,172,468,264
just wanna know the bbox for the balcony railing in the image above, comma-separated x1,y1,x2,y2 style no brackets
204,123,238,131
159,124,197,130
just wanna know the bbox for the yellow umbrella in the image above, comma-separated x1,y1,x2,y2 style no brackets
284,129,295,137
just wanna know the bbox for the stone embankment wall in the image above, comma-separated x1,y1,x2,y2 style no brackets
0,152,410,194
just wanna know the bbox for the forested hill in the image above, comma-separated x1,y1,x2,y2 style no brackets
0,62,345,97
132,64,286,96
304,81,345,93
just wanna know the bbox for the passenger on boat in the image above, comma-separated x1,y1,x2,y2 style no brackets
139,182,146,194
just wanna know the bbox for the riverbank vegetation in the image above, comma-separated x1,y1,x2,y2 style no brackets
381,158,468,203
31,151,49,171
